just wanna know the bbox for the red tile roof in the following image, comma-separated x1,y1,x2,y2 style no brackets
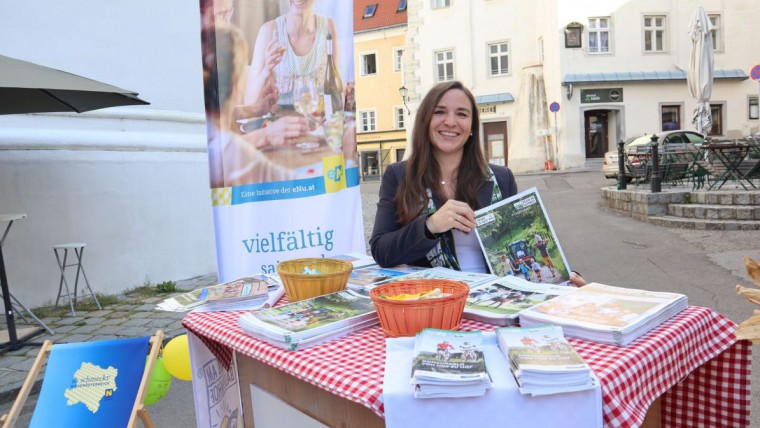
354,0,407,33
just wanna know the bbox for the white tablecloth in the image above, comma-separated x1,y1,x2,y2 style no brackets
383,332,602,428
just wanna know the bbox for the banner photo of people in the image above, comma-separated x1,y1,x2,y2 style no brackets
200,0,364,279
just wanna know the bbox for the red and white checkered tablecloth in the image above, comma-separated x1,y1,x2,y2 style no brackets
182,305,751,428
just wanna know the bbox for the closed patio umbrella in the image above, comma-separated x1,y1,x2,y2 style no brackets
0,54,148,115
687,7,713,135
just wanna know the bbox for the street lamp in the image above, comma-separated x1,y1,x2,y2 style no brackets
399,85,410,114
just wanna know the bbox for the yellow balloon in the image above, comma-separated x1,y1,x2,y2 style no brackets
163,334,192,381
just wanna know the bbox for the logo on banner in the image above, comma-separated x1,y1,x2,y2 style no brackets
323,154,347,193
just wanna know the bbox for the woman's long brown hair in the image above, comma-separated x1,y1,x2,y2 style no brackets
395,81,489,225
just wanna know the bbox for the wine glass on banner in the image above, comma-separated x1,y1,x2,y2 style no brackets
292,75,320,150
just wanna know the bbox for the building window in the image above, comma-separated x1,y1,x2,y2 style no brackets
361,53,377,76
395,148,406,161
432,0,450,9
435,50,454,82
588,17,610,54
363,4,377,18
661,105,681,131
643,15,667,52
393,48,404,72
709,104,723,136
709,14,722,51
487,42,509,76
397,0,407,12
394,107,405,129
749,96,759,120
359,110,376,132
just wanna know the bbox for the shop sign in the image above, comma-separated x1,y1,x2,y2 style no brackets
479,104,497,114
580,88,623,103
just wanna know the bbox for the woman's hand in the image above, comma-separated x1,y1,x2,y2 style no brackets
425,200,476,235
263,116,309,147
264,38,285,73
569,271,587,287
236,77,279,119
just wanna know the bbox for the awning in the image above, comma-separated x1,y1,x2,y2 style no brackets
475,93,514,104
562,68,748,85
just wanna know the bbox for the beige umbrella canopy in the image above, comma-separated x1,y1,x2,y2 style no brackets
0,54,148,115
687,7,714,135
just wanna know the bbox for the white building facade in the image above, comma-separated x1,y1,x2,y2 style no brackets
405,0,760,172
0,1,215,306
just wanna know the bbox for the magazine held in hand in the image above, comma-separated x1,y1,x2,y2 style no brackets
496,325,597,396
411,329,492,399
474,187,572,286
519,283,688,346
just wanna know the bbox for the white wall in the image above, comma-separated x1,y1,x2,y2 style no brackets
0,0,216,306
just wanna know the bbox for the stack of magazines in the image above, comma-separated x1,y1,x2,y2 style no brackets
156,275,280,312
464,276,572,326
519,283,688,346
411,329,492,398
238,290,378,351
496,325,596,396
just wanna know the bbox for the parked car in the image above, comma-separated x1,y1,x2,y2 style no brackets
602,130,704,179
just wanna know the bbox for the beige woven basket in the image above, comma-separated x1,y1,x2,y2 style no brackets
276,258,353,302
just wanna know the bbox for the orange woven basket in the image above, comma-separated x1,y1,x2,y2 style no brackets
369,279,469,337
276,258,353,302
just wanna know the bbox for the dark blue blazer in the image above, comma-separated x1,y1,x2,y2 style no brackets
369,161,518,268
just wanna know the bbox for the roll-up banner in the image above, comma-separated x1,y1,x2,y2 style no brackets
199,0,364,279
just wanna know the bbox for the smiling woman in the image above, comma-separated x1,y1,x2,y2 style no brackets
370,81,518,273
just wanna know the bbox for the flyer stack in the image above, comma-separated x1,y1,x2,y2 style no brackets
410,329,492,398
496,325,597,396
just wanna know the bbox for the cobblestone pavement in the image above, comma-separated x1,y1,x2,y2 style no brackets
0,273,219,405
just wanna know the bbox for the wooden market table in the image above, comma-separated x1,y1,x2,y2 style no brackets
183,305,751,428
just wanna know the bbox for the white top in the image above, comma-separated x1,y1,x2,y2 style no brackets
452,229,488,273
274,14,328,84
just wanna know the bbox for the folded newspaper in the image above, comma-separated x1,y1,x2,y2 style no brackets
519,283,688,346
156,275,282,312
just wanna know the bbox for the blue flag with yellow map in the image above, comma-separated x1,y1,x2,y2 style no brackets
30,337,150,427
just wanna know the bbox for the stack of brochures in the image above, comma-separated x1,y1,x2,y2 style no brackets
411,329,492,399
156,275,281,312
238,290,378,351
519,283,689,346
464,276,573,326
496,325,597,396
